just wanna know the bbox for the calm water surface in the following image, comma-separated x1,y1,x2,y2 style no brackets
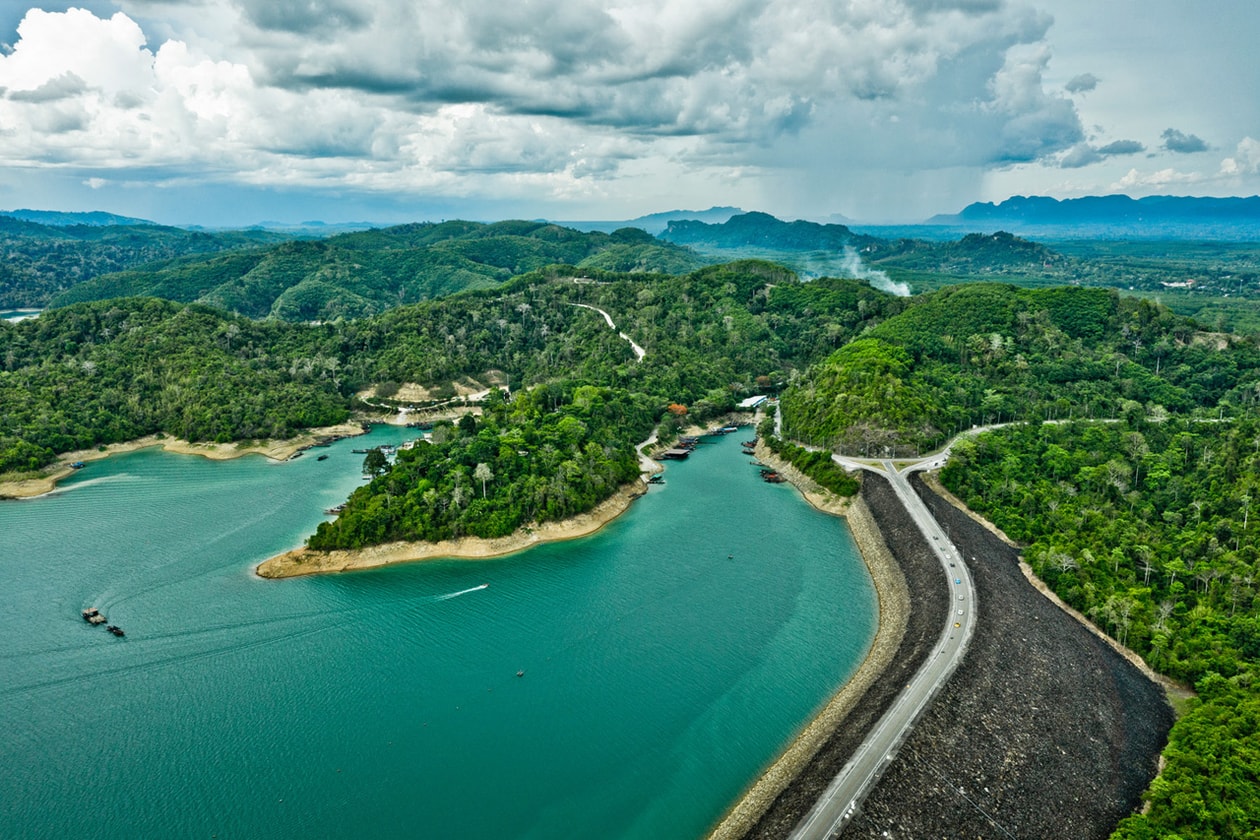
1,428,876,839
1,308,42,323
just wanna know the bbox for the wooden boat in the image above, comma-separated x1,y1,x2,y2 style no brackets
106,625,125,637
317,454,329,461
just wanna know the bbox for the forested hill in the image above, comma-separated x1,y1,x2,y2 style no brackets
865,231,1061,274
0,216,292,309
661,211,879,251
0,260,899,475
2,209,154,226
51,221,706,322
781,283,1260,454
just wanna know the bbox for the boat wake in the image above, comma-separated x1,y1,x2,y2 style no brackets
49,474,137,494
434,583,489,601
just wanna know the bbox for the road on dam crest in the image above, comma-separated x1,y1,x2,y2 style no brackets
789,452,978,839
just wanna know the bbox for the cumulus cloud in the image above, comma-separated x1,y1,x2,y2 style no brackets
1063,72,1099,94
1161,127,1209,154
0,1,1090,207
987,45,1083,162
1112,167,1200,191
1058,143,1101,168
1220,136,1260,176
1106,137,1260,194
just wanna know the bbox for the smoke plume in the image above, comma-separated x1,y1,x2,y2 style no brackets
841,246,910,296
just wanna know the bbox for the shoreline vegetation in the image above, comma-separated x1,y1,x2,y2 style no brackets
919,471,1192,705
258,421,680,579
0,397,459,501
5,408,911,832
256,482,645,578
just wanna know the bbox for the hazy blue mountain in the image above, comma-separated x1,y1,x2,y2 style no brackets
2,208,155,226
928,195,1260,239
555,205,745,235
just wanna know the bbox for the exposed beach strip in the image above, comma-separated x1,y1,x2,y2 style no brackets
0,422,368,500
256,482,646,578
703,444,909,840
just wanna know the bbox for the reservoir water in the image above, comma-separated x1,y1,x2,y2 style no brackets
1,308,42,323
1,428,877,839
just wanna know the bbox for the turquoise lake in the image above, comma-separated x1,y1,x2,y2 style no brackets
1,428,877,839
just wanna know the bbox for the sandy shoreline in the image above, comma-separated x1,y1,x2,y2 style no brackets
0,421,368,500
256,481,646,578
255,423,726,579
8,415,909,832
703,444,909,840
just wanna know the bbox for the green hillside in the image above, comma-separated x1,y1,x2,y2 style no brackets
781,283,1259,453
8,263,1260,838
53,221,706,321
0,216,292,308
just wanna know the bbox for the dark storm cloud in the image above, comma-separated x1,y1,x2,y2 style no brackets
902,0,1004,15
237,0,373,36
996,99,1083,162
0,1,1102,212
1097,139,1143,155
1161,127,1208,153
1064,72,1098,93
1058,138,1144,168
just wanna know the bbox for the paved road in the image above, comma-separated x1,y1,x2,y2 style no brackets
570,303,646,361
789,456,978,839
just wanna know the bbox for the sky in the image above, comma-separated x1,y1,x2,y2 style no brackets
0,0,1257,226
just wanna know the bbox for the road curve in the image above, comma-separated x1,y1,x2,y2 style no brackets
789,457,978,839
570,303,646,361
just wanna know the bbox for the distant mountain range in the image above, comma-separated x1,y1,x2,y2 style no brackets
51,220,705,321
928,195,1260,238
555,206,745,235
1,208,156,227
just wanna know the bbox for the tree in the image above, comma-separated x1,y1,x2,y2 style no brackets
363,448,388,477
474,462,494,499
